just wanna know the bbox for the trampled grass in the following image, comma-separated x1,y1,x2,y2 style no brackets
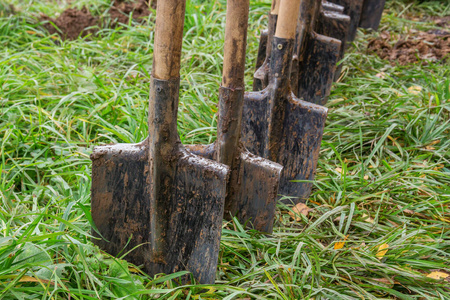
0,0,449,299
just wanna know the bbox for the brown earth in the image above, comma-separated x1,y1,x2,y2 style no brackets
367,30,450,65
110,0,155,26
41,7,99,40
41,0,156,40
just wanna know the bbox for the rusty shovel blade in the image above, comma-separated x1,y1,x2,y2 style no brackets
359,0,386,31
91,0,229,284
91,79,229,284
329,0,364,42
187,0,282,234
242,36,327,204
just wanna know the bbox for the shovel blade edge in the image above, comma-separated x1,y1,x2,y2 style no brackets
91,142,228,284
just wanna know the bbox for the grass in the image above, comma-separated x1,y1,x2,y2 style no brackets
0,0,449,299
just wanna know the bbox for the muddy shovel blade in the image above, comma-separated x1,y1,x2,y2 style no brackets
297,32,340,105
187,143,281,234
242,91,327,204
255,29,269,71
91,0,230,284
329,0,364,42
359,0,386,30
316,10,350,81
322,0,344,13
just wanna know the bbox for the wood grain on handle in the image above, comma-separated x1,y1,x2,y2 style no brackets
153,0,186,80
275,0,301,39
271,0,280,15
222,0,250,89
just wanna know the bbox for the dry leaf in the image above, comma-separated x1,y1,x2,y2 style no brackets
19,275,54,285
376,243,389,259
427,271,449,280
335,167,343,174
375,72,387,79
408,86,422,95
362,213,375,224
334,235,349,250
364,175,369,180
289,203,311,221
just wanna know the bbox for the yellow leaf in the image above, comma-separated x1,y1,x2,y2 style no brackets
408,85,422,95
362,213,374,224
334,235,349,250
19,275,53,285
427,271,449,280
288,203,311,221
376,243,389,259
335,167,343,173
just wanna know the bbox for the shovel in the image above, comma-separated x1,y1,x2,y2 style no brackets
315,3,351,81
253,0,280,92
293,0,342,105
186,0,282,234
359,0,386,31
242,0,328,204
322,1,344,13
90,0,229,284
253,0,341,106
329,0,364,42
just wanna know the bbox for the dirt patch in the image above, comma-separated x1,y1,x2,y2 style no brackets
41,0,156,40
367,30,450,65
109,0,155,26
432,16,450,28
41,7,99,40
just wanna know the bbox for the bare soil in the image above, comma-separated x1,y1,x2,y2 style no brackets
41,0,156,40
367,30,450,65
41,7,99,40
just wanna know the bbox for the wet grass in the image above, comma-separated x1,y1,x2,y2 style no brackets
0,0,449,299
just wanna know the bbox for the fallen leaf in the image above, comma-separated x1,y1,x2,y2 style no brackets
289,203,311,221
334,235,349,250
408,85,422,95
362,213,375,224
364,175,369,180
427,271,449,280
375,72,387,79
335,167,343,174
376,243,389,259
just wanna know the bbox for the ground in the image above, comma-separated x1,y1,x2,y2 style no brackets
0,0,449,299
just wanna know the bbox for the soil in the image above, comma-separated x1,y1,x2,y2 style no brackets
41,7,99,40
40,0,156,40
109,0,155,26
367,30,450,65
432,16,450,28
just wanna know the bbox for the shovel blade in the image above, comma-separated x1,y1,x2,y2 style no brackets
91,142,228,284
186,143,282,233
242,92,327,204
359,0,386,30
297,32,340,105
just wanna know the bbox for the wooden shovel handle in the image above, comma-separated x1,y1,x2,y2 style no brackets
222,0,250,88
275,0,301,39
271,0,280,15
152,0,186,80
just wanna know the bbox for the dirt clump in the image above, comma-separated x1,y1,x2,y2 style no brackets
367,30,450,65
41,7,99,40
41,0,156,40
109,0,155,26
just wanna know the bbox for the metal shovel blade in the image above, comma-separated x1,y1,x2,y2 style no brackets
91,79,229,284
296,32,341,105
242,37,328,204
329,0,364,42
359,0,386,31
187,143,281,233
242,90,327,204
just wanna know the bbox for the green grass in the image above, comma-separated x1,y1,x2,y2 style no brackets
1,0,449,299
